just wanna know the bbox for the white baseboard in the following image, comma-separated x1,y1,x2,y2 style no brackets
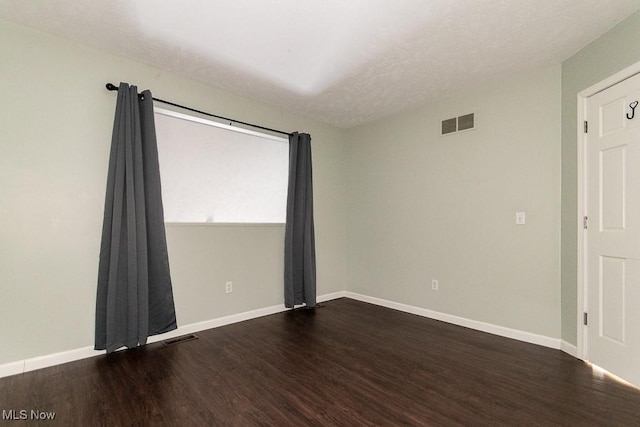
318,291,348,302
344,292,562,350
561,340,578,358
0,360,25,379
23,346,99,374
0,291,347,379
2,290,569,378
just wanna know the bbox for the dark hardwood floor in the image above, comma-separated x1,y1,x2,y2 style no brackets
1,298,640,426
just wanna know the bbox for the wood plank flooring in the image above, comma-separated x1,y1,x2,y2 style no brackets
1,298,640,426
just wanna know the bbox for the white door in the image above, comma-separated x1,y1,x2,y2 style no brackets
586,72,640,387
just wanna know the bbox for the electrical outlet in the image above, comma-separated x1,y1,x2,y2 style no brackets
225,281,233,293
431,279,439,291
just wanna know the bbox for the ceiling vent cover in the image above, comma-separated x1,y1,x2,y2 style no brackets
441,113,475,136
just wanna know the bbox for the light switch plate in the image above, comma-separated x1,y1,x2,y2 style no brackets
516,212,526,225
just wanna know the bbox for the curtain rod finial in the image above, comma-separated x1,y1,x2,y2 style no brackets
106,83,118,91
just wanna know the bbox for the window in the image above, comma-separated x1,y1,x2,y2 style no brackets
154,108,289,224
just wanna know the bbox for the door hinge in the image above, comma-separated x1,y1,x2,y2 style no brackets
584,121,588,133
583,216,588,230
583,312,588,326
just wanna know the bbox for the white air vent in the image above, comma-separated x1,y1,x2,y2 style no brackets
441,113,475,136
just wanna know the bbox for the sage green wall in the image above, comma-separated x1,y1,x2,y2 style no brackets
0,20,347,365
345,65,562,338
561,10,640,346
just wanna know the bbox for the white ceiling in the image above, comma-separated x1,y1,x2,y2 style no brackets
2,0,640,128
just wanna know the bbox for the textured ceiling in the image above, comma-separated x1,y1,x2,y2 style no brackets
2,0,640,128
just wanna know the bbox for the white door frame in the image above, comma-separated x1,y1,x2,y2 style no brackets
576,61,640,360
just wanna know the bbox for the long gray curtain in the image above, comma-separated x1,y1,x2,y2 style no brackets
284,132,316,308
95,83,177,353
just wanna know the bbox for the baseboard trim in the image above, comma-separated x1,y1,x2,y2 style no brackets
145,291,347,341
23,346,98,374
561,340,578,358
2,291,567,378
318,291,348,303
0,360,25,379
344,292,562,350
1,291,347,379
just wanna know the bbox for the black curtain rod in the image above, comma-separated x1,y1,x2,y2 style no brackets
105,83,292,137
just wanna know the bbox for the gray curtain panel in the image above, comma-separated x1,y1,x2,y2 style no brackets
284,132,316,308
95,83,177,353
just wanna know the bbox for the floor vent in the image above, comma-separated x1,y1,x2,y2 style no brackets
162,334,198,346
